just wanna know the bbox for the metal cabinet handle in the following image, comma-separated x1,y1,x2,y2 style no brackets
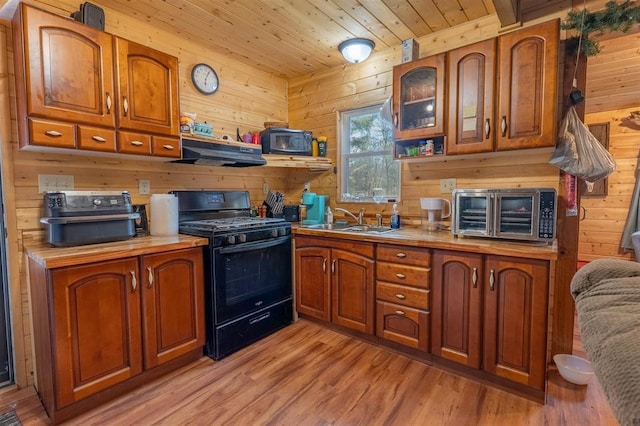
472,267,478,288
394,112,398,128
130,140,144,146
106,92,112,114
162,144,175,150
485,119,491,139
395,273,406,279
123,96,129,117
489,269,495,291
501,116,507,137
322,258,327,273
396,252,407,258
395,293,406,300
331,259,336,273
395,310,405,316
147,266,153,288
92,135,106,143
130,270,137,292
45,130,62,137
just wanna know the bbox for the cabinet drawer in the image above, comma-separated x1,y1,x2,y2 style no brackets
78,126,117,152
117,131,152,155
152,136,181,158
377,244,430,267
28,118,76,148
376,282,429,310
376,261,430,288
376,301,429,352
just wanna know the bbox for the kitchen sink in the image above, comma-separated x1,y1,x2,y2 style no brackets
302,223,395,234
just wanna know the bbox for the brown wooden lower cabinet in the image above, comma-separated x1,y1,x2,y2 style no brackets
28,247,205,423
295,236,375,334
432,250,549,390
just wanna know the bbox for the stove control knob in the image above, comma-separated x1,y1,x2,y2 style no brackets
237,234,247,243
226,235,236,245
278,228,287,236
270,229,278,238
93,198,102,206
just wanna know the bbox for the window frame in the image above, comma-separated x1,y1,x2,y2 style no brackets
337,104,401,204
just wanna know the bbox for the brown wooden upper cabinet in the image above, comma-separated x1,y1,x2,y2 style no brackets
496,20,559,151
114,37,179,137
446,39,497,155
12,3,180,157
392,53,446,140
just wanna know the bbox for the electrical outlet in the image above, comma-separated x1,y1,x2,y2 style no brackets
440,178,457,194
139,179,151,195
263,182,269,195
304,182,311,192
38,174,74,193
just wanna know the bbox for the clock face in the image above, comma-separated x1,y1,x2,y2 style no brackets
191,63,219,95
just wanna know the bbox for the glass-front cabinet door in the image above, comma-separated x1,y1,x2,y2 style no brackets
392,53,446,140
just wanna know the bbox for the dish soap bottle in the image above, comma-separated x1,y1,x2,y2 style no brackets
390,203,400,229
325,206,333,224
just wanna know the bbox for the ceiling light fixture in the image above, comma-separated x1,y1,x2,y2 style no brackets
338,38,375,63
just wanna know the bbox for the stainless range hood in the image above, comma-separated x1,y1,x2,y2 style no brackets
173,137,266,167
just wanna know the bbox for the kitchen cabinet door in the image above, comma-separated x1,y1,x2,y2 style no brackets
483,256,549,390
446,39,496,155
50,258,142,408
331,248,375,334
431,251,483,368
141,248,205,369
496,20,559,151
295,246,331,321
14,3,116,130
392,53,446,140
114,37,180,138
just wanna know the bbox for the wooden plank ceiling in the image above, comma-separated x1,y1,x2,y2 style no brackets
63,0,507,79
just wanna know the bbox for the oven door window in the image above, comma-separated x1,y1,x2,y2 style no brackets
214,236,292,323
455,194,491,235
496,195,535,238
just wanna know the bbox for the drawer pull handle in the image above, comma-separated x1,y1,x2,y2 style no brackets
472,267,478,288
92,135,107,143
147,266,153,288
130,140,144,146
162,144,175,150
396,253,407,258
130,270,137,292
395,293,406,300
45,130,62,137
395,310,405,316
395,273,406,279
106,92,112,114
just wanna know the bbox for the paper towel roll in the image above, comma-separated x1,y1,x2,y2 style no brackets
150,194,179,236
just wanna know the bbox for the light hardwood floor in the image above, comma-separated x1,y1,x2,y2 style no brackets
0,319,618,425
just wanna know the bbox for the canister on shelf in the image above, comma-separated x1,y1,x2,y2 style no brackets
311,138,319,157
425,139,434,156
317,136,327,157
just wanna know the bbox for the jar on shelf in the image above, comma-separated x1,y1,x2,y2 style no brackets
317,136,327,157
418,140,427,156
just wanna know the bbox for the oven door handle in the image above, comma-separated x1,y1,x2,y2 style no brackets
217,236,290,255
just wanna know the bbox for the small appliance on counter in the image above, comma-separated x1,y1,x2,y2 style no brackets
40,191,139,247
452,188,556,243
260,127,312,155
301,193,328,225
420,197,451,232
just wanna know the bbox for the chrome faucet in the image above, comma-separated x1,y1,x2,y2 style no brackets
376,213,383,227
335,207,365,225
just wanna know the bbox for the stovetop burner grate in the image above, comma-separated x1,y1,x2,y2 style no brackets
180,216,285,231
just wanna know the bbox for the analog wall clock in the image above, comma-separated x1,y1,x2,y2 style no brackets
191,63,219,95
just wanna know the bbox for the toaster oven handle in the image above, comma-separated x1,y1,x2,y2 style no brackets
40,213,140,224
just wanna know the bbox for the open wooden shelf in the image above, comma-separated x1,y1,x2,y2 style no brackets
264,154,332,171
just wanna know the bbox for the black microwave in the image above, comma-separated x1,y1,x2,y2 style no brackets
260,127,312,155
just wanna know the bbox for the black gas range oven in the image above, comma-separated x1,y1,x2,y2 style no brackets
171,190,292,360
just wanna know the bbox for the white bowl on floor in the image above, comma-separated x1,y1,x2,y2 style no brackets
553,354,594,385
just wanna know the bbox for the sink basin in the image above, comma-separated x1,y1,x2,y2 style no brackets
302,223,395,234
